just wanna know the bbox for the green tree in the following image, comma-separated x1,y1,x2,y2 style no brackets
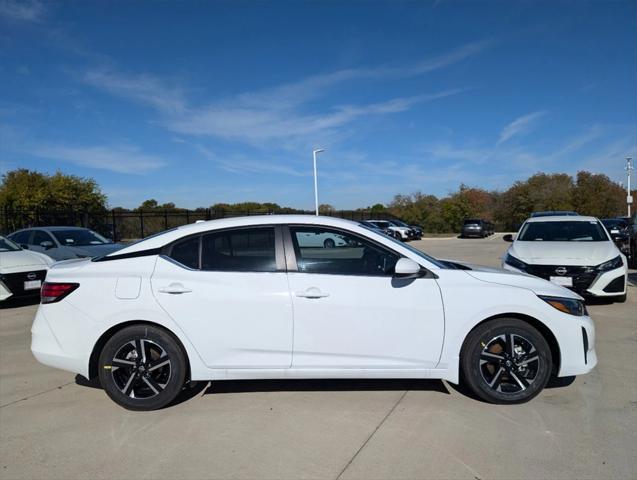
572,171,625,218
0,169,107,211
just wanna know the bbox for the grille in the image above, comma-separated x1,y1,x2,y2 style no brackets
0,270,47,297
524,264,598,294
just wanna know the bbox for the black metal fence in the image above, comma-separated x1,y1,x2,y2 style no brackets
0,207,397,242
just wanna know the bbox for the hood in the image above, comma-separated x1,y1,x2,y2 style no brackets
508,241,618,266
438,259,583,300
64,243,125,258
465,269,583,300
0,249,53,272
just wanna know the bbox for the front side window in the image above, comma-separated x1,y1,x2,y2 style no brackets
518,221,609,242
33,230,54,246
201,227,276,272
290,226,399,276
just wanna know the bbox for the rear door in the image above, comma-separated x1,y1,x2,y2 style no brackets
151,226,293,368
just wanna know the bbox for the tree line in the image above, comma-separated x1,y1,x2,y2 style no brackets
1,168,633,233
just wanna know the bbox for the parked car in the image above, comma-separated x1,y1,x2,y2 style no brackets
629,213,637,268
294,230,349,248
408,224,423,239
386,219,415,240
365,220,403,240
601,218,631,259
360,220,395,238
502,215,628,302
0,236,53,302
32,215,596,410
8,227,124,261
461,219,489,238
530,211,579,218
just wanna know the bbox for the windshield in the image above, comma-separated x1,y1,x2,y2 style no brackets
518,221,609,242
463,219,481,225
0,236,21,252
360,225,446,268
51,229,111,246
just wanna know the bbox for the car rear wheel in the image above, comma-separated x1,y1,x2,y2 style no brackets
98,324,187,411
461,318,552,404
323,238,336,248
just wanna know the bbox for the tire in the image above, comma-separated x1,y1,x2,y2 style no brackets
98,324,187,411
323,238,336,248
460,318,552,404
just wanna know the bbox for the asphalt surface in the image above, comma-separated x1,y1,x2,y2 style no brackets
1,234,636,480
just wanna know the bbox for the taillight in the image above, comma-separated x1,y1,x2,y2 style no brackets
41,282,79,304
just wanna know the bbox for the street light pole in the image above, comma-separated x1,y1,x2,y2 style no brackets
626,157,633,217
312,148,325,216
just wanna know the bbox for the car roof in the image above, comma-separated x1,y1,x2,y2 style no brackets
529,211,578,217
525,215,598,223
13,226,90,232
113,215,364,254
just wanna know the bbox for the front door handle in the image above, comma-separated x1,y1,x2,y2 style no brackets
158,283,192,294
295,287,330,299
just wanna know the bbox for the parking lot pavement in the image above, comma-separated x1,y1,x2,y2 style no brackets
1,238,636,480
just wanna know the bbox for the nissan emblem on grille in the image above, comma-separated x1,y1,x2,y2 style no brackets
27,272,37,280
555,266,568,276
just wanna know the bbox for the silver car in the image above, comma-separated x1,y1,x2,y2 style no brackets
8,226,124,260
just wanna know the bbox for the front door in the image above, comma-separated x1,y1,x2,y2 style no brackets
285,226,445,369
151,226,293,368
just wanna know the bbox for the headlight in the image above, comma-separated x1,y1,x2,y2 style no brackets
539,295,586,316
504,253,527,270
596,255,623,272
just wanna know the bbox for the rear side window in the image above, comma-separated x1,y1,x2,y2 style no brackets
10,231,31,244
169,236,200,269
201,227,276,272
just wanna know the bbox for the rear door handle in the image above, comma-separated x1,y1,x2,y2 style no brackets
158,283,192,294
295,287,330,299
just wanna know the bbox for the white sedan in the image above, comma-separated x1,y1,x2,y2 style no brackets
502,215,628,302
0,236,53,302
31,216,596,410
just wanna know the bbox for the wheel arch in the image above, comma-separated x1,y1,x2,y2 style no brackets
88,320,192,381
460,312,562,375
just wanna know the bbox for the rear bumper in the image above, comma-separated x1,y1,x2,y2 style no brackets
31,306,90,378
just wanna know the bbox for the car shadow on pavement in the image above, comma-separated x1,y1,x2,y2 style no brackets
447,375,577,403
0,296,40,309
203,378,450,395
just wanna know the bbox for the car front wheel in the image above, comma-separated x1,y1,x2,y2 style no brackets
461,318,552,404
98,324,187,410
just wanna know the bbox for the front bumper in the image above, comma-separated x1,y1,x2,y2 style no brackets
502,263,627,298
558,314,597,377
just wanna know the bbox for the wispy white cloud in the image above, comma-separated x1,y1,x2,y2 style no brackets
497,111,546,146
82,70,186,114
195,145,307,177
25,144,167,174
79,42,485,145
0,0,45,22
168,89,465,143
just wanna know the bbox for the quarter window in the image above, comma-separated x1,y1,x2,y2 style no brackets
201,227,277,272
169,236,200,269
290,227,399,276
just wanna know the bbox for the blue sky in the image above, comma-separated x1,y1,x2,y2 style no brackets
1,0,636,209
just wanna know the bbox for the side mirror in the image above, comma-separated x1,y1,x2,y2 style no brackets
394,258,423,279
503,234,514,242
40,241,54,250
